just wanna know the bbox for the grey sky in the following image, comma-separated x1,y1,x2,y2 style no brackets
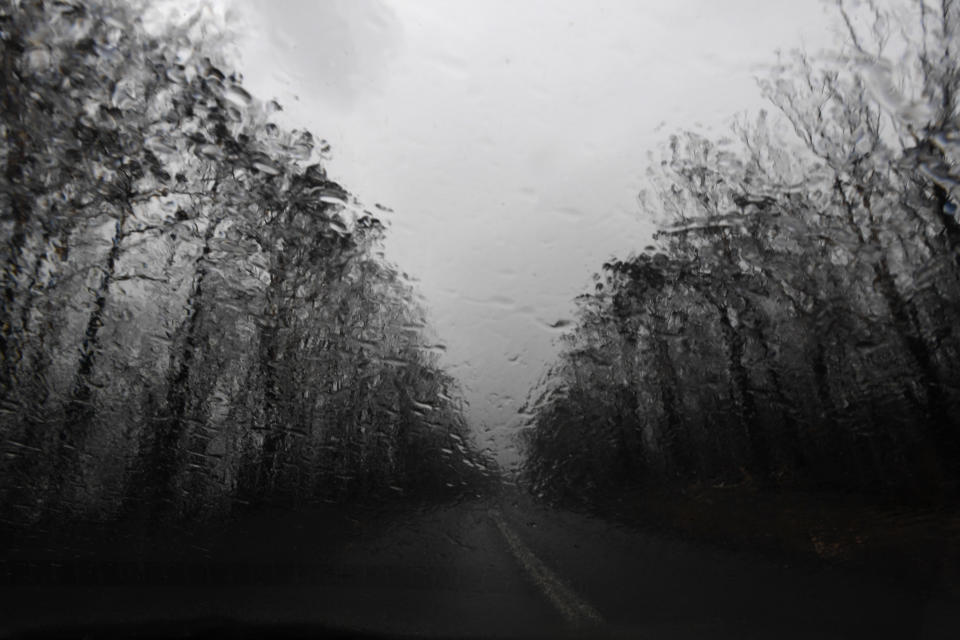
216,0,841,468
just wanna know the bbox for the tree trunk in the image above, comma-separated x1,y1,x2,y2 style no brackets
54,207,128,502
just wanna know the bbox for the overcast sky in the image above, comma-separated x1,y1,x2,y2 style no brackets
215,0,841,468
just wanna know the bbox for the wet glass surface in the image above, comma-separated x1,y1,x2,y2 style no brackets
1,1,959,638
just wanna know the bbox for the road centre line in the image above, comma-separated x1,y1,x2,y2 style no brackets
489,510,604,628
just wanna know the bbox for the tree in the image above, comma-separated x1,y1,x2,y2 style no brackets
524,0,960,502
0,0,486,528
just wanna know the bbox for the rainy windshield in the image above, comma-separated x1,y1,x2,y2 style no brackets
1,1,959,638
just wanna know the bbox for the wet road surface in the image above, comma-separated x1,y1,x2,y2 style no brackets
1,497,957,638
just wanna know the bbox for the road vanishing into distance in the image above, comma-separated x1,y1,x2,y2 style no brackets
2,495,958,639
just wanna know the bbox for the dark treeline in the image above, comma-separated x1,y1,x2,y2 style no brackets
0,0,492,528
523,1,960,503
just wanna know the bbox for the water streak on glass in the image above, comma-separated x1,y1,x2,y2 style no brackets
0,1,958,638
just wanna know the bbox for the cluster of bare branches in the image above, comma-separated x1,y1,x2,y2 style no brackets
523,0,960,502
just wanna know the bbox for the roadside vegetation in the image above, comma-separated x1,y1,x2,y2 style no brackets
0,0,494,532
521,0,960,589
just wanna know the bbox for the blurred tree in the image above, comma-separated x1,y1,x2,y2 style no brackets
0,0,490,528
524,0,960,503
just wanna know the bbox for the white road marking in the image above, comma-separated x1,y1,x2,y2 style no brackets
490,510,604,628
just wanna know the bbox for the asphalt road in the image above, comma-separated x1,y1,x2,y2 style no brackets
1,497,957,639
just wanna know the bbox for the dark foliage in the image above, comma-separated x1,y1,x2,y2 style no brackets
0,0,493,528
523,0,960,503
